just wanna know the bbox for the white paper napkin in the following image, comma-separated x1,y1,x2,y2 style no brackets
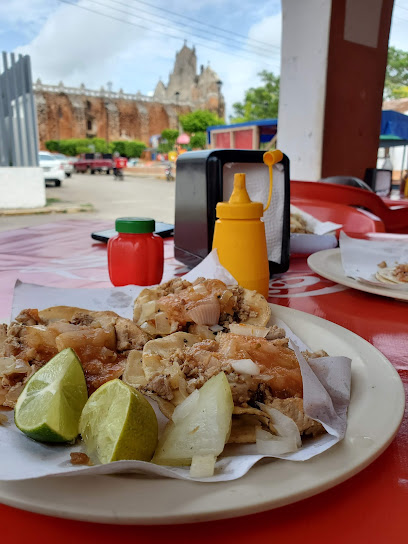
223,162,286,264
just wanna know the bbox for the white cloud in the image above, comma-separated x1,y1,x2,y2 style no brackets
209,12,281,119
12,0,282,119
0,0,55,38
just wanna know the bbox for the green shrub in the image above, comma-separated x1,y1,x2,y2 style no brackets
44,138,146,157
45,140,59,152
111,140,146,158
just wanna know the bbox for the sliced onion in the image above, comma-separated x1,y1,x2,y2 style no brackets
254,374,273,380
140,321,158,336
172,389,200,423
0,357,31,379
257,402,301,447
188,324,216,340
220,290,233,304
190,454,216,478
154,312,171,335
230,359,260,375
209,324,223,332
187,296,220,326
229,323,269,337
192,283,209,295
137,300,157,325
255,428,299,455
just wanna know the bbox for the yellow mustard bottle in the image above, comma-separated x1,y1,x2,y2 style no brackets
212,150,283,299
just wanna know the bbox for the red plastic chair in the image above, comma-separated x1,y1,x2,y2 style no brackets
291,180,408,233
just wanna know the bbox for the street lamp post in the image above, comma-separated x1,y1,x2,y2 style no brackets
216,80,222,119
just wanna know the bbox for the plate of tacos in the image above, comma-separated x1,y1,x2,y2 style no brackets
0,273,404,524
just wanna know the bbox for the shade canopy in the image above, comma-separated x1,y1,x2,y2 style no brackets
380,110,408,147
177,133,190,144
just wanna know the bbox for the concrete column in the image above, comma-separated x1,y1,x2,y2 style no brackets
278,0,394,181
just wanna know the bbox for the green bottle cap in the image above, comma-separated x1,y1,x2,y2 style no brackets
115,217,155,234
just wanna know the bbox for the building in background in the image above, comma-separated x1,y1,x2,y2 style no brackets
207,119,277,149
34,43,224,149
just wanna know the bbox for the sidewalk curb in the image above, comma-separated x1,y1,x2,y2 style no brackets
0,204,94,216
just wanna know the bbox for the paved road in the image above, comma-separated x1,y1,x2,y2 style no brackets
0,172,176,232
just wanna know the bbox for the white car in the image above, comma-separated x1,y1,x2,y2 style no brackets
52,153,75,177
38,152,66,187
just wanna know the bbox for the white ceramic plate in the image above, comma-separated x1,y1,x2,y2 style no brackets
308,248,408,302
0,304,404,525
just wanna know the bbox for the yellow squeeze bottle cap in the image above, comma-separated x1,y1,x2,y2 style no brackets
216,173,263,219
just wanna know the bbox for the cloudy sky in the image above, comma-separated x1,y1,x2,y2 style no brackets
0,0,408,119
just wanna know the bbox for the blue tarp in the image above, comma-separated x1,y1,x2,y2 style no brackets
380,110,408,143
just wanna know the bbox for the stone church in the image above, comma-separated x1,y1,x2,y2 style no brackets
34,43,225,149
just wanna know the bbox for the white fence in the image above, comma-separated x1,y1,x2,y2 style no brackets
0,52,39,167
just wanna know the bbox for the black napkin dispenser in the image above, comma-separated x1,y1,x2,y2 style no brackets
174,149,290,275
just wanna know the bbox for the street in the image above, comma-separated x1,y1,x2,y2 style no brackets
0,172,176,232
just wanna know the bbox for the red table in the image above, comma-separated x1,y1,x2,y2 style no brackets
1,219,407,542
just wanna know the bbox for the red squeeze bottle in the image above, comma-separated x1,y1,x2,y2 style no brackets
108,217,164,286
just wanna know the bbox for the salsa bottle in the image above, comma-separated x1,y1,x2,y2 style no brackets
108,217,164,286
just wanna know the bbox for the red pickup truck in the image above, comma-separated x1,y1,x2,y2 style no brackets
74,153,114,174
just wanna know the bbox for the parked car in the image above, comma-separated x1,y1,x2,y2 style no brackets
38,152,65,187
74,153,114,174
52,153,74,177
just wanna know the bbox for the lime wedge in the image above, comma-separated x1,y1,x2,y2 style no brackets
79,379,158,464
14,348,88,443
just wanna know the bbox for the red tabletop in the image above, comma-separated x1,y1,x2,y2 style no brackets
1,219,407,542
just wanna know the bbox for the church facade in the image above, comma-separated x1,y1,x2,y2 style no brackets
34,44,224,149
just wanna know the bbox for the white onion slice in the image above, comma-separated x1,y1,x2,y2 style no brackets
187,297,220,326
230,359,260,375
229,323,269,337
192,283,209,295
140,321,158,335
257,402,302,447
172,389,200,423
154,312,171,335
137,300,157,325
255,428,299,455
190,454,216,478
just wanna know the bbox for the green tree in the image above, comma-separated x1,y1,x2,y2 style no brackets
161,129,179,143
179,110,224,133
158,128,179,153
384,46,408,99
231,71,279,122
190,131,207,149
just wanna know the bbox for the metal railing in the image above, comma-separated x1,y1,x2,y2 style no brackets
0,52,39,167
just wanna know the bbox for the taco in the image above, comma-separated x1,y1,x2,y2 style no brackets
376,263,408,285
123,328,326,442
133,277,272,337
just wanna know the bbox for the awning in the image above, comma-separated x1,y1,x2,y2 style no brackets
380,110,408,147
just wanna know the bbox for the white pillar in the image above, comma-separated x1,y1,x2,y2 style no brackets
0,168,46,208
278,0,332,181
278,0,393,181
